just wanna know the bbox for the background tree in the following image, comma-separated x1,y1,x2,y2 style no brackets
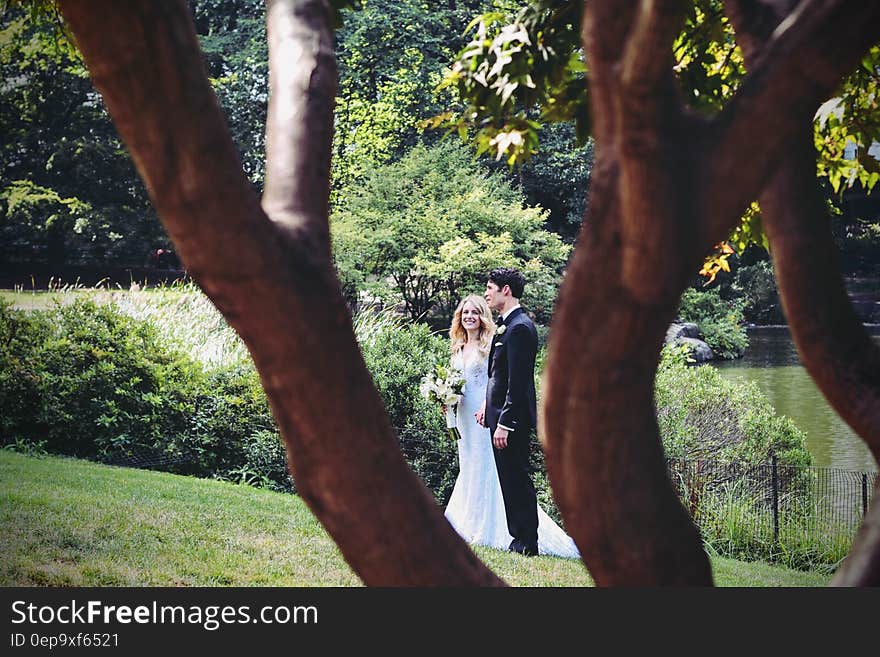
514,123,594,243
331,140,569,323
331,0,497,190
1,0,589,277
40,0,880,586
191,0,270,185
0,0,268,274
0,6,158,270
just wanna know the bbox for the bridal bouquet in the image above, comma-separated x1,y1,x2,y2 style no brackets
419,363,466,440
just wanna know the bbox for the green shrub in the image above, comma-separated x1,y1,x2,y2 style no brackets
653,347,859,570
678,287,748,359
0,301,50,444
356,310,447,428
355,309,460,502
655,345,811,468
170,365,279,479
0,300,199,458
0,297,288,487
214,429,293,493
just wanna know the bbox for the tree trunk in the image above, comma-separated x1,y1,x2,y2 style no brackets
541,0,880,585
57,0,502,587
542,157,714,585
727,0,880,585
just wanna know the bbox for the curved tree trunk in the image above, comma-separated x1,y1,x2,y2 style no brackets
541,0,880,585
760,135,880,585
541,158,714,585
57,0,502,587
726,0,880,585
541,0,714,586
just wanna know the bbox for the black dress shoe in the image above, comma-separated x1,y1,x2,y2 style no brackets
509,539,539,557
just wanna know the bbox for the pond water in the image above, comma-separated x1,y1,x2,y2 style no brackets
713,325,880,474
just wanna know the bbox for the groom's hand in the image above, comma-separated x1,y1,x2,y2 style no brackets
493,426,509,449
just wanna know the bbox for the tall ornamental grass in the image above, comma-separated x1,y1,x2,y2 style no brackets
113,281,252,368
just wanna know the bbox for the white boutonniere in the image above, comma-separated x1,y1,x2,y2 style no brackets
495,324,506,335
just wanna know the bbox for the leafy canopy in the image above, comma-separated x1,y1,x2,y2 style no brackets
331,140,570,323
439,0,880,277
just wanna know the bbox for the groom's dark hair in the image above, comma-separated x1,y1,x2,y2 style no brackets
488,267,525,299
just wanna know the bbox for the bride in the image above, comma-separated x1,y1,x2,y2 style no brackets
442,294,580,559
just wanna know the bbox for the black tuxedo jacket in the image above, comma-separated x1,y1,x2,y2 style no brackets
485,307,538,434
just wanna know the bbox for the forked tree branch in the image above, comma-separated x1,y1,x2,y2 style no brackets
617,0,695,301
723,0,794,59
621,0,687,89
582,0,640,144
57,0,503,586
727,0,880,586
541,2,714,584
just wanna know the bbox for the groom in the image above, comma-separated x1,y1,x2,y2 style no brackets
477,267,539,556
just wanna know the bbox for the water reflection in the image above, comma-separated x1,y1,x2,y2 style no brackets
714,325,879,473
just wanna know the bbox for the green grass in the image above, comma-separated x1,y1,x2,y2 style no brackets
0,451,831,587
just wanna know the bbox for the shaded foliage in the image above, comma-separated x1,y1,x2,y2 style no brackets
331,140,570,324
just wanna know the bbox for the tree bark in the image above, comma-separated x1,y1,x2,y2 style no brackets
543,0,714,586
541,0,880,585
57,0,502,586
542,157,714,585
727,0,880,585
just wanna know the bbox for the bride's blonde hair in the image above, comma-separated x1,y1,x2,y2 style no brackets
449,294,496,360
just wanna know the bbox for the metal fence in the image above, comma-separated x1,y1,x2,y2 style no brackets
666,456,878,568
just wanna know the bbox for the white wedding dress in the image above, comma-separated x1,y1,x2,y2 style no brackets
443,350,580,559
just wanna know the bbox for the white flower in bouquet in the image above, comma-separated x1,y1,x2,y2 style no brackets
419,364,465,405
420,363,466,439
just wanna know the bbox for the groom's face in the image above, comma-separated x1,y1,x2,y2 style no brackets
484,280,504,312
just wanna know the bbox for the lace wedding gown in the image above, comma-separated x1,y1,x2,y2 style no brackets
443,350,580,559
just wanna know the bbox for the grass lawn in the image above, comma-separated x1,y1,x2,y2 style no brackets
0,451,831,587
